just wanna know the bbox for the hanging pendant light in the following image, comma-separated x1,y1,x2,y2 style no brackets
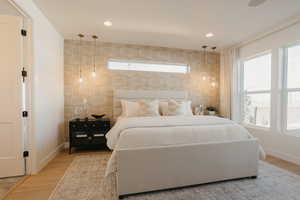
212,46,217,64
201,45,208,81
91,35,98,78
202,45,208,65
210,46,217,88
78,34,84,83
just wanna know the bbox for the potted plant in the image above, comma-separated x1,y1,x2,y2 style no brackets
206,106,217,116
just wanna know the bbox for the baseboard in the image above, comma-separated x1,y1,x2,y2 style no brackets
265,148,300,166
35,143,65,173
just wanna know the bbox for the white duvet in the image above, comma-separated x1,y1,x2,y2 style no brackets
106,115,254,150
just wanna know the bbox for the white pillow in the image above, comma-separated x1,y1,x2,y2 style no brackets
185,101,193,116
167,99,186,116
138,100,160,117
120,100,140,117
162,99,193,116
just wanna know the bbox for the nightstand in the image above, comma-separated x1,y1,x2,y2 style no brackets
69,118,110,154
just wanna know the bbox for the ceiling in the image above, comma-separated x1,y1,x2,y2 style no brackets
33,0,300,50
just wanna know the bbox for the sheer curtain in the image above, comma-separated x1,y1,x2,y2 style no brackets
219,48,240,119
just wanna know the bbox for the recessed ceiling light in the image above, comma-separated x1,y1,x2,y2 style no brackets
104,20,112,27
206,33,214,38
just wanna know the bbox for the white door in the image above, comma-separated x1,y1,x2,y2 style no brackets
0,15,25,178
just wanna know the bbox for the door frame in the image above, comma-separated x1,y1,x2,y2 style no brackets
7,0,36,175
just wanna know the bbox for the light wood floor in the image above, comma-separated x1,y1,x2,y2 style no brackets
0,176,25,200
3,151,300,200
3,150,111,200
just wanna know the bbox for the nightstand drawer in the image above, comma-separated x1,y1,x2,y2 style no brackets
72,137,92,145
92,138,106,144
70,123,89,131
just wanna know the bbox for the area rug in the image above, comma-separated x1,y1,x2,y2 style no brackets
49,154,300,200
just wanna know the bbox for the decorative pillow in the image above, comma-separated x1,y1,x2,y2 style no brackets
166,99,193,116
167,99,187,116
138,100,160,117
159,101,168,116
185,101,193,116
120,100,140,117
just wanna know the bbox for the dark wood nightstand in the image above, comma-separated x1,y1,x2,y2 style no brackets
69,118,110,154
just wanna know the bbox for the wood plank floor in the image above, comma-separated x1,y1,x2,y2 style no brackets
0,176,26,200
3,150,111,200
3,151,300,200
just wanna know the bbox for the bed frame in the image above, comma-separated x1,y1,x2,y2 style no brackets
113,90,259,198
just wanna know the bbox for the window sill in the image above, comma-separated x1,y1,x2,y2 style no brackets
285,132,300,137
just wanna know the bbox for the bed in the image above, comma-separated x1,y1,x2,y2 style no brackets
104,90,263,199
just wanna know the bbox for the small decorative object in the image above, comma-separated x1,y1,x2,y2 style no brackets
91,114,106,119
206,106,217,116
195,105,204,115
82,98,89,117
74,106,84,119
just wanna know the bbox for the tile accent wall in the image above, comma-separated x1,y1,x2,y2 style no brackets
64,40,220,140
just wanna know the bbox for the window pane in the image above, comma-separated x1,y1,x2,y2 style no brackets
244,93,270,127
243,54,271,91
108,60,189,74
287,92,300,130
287,45,300,88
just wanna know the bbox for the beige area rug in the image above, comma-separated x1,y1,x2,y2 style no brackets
49,154,300,200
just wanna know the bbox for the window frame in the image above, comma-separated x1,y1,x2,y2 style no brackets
107,59,190,74
282,42,300,136
240,51,272,130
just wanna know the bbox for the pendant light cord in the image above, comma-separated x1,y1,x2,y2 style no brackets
78,34,84,80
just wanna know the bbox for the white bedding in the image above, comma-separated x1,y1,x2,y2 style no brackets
96,116,265,200
106,116,254,150
93,116,265,200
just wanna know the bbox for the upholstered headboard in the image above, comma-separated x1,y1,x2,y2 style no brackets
113,90,188,120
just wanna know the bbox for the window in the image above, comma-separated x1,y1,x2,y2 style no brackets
283,44,300,131
108,60,189,74
241,53,271,128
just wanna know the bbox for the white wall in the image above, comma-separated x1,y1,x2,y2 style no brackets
14,0,64,172
238,22,300,165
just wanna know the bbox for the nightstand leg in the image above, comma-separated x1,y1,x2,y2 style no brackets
69,146,72,154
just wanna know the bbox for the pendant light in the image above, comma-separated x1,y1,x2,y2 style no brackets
201,45,208,81
202,45,208,65
78,34,84,83
91,35,98,78
210,46,217,88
